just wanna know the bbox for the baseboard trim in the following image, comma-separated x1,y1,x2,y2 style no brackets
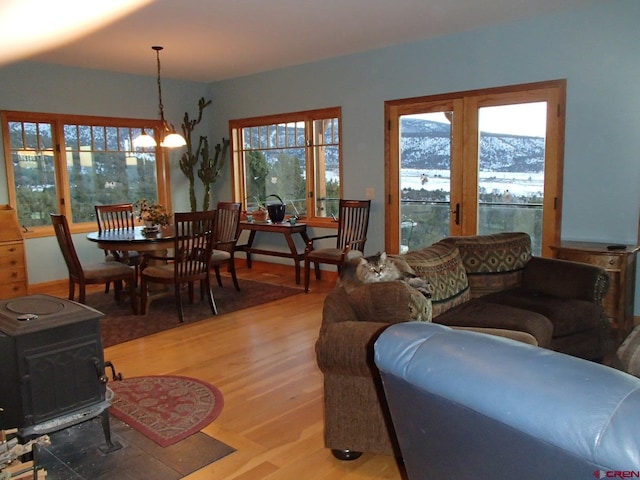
27,260,339,296
28,279,68,295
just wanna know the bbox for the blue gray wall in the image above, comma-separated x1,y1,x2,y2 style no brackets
1,0,639,309
0,63,207,284
207,0,640,309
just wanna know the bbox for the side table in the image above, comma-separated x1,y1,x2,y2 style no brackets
236,221,310,284
551,241,639,340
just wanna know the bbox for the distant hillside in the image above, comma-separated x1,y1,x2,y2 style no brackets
401,118,545,173
245,117,545,174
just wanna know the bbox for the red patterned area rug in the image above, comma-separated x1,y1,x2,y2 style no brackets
108,375,224,447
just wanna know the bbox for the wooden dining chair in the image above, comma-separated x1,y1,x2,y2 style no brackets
94,203,141,292
304,199,371,292
209,201,242,291
51,213,137,313
140,210,218,323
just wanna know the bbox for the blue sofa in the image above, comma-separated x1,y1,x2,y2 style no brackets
374,322,640,479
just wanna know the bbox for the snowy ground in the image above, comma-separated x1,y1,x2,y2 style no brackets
401,168,544,198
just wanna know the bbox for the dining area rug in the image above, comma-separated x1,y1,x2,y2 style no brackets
85,278,303,347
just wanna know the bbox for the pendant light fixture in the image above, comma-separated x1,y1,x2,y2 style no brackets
133,45,186,149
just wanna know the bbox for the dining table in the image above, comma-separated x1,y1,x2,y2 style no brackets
87,226,176,309
86,225,175,257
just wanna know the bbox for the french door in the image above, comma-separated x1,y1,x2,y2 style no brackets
385,80,565,257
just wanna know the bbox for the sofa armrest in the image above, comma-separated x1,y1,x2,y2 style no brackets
316,321,390,377
522,256,609,303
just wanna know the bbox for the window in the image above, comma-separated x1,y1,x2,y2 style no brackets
385,80,565,257
230,107,341,224
1,111,169,237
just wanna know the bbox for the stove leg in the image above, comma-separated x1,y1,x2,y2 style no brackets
98,410,122,453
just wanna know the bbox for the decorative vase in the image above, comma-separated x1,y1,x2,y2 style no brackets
266,204,286,223
143,221,159,234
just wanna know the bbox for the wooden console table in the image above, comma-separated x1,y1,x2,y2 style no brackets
551,241,639,340
237,221,310,284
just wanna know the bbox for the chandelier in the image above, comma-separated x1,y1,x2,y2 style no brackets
133,46,186,149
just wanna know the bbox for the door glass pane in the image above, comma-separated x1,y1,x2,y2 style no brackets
477,102,546,255
400,112,452,252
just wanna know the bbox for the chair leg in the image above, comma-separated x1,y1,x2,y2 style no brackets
229,262,240,291
188,282,194,304
205,276,218,315
129,277,137,315
176,285,185,323
140,279,148,315
79,284,86,304
105,282,110,294
113,280,123,301
304,258,311,293
214,266,223,287
314,262,321,280
68,279,75,301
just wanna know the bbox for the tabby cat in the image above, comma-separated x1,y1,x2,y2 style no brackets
338,251,431,297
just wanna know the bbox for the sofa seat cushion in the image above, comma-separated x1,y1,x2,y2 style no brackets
403,242,470,317
434,298,553,347
482,288,603,337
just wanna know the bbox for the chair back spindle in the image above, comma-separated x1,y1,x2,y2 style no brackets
304,199,371,292
95,203,137,232
51,213,84,281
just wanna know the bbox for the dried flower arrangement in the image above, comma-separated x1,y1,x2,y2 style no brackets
134,199,171,226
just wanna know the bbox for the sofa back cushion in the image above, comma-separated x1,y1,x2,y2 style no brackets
443,232,531,298
346,282,432,323
403,242,470,317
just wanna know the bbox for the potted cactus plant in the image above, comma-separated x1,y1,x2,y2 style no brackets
246,194,285,222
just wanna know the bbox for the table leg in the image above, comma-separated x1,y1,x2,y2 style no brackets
283,232,302,284
245,231,257,268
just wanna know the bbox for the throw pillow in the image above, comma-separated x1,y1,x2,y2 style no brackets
403,242,470,317
443,232,531,297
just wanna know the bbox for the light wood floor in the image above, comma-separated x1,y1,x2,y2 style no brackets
46,263,405,479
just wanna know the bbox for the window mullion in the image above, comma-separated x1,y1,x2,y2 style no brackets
305,119,315,217
52,119,71,218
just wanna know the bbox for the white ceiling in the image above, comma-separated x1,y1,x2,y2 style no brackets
3,0,598,83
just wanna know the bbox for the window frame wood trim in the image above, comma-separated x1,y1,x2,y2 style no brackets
1,110,169,238
229,106,342,228
384,79,566,256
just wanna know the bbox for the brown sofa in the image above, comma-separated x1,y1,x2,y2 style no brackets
315,232,610,459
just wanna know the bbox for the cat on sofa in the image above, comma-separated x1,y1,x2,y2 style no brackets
338,251,431,297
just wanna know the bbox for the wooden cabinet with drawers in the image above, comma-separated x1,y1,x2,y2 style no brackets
0,205,28,299
551,241,639,340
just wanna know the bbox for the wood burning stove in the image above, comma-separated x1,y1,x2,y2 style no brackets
0,294,118,451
